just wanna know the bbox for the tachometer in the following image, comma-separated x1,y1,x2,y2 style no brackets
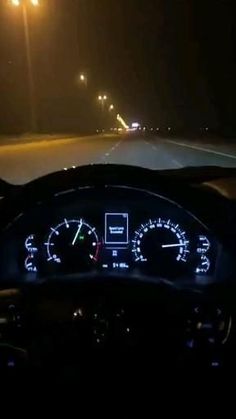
132,218,190,277
45,219,101,273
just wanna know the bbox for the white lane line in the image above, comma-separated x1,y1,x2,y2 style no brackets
145,139,182,168
166,140,236,160
99,138,124,163
172,159,182,168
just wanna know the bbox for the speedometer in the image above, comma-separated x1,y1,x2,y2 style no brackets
45,219,101,273
132,218,190,277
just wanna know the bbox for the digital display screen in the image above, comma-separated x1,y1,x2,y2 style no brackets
102,247,130,271
105,213,129,245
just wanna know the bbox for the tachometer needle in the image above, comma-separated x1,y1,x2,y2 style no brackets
72,220,83,246
162,243,183,248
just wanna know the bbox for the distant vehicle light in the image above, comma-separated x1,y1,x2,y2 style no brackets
156,128,160,131
132,122,140,128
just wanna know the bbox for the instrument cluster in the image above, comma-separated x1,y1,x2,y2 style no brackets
16,187,218,282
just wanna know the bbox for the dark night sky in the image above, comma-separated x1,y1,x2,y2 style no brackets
0,0,236,133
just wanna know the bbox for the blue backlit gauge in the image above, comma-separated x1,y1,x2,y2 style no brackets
25,234,38,253
197,235,210,254
25,254,37,273
195,255,210,274
132,219,190,277
45,219,101,273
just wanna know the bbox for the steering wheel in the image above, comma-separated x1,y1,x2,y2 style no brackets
1,272,221,382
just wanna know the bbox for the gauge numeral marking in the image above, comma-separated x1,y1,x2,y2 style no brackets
132,219,190,268
50,228,59,236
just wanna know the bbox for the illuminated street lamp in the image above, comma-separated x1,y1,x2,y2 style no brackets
109,104,114,111
10,0,40,131
10,0,40,5
11,0,20,6
79,73,87,87
98,95,108,130
98,94,108,110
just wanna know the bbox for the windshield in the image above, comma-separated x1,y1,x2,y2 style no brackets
0,0,236,184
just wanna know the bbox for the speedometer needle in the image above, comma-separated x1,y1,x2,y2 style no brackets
72,220,83,246
162,243,183,248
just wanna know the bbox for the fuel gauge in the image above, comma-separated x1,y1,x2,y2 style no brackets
195,255,210,274
24,234,38,274
25,254,37,273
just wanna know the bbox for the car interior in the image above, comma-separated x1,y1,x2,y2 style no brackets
0,163,236,382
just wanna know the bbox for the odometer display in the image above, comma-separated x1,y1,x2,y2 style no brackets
132,219,190,278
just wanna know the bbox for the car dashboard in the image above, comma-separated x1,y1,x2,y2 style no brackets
0,164,236,378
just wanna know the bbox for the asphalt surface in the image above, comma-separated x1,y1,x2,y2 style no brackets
0,133,236,184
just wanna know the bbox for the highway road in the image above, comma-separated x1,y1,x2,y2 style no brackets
0,133,236,184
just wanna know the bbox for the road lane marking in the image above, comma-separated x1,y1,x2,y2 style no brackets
172,159,182,168
144,139,182,168
98,138,124,163
166,140,236,160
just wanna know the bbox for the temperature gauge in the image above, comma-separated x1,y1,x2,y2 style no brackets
24,234,38,273
195,255,210,274
25,234,38,253
197,235,210,254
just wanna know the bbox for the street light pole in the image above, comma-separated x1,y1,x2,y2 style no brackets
101,98,105,112
98,95,107,111
22,2,37,132
98,95,108,129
